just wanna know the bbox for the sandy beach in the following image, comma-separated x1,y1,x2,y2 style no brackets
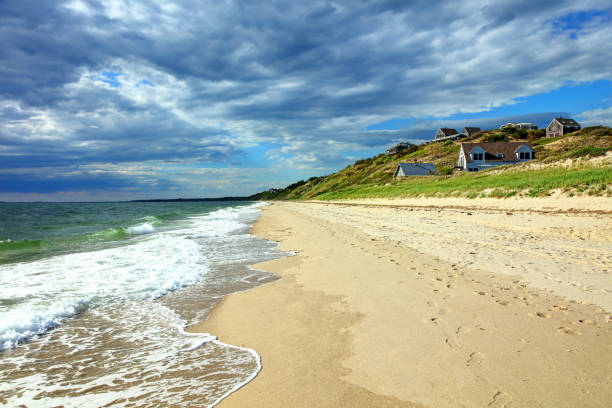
189,198,612,407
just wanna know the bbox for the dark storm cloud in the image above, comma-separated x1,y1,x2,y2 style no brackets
1,0,611,197
0,171,142,193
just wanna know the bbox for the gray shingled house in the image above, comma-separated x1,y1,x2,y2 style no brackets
461,127,481,138
458,142,534,172
434,128,459,140
546,117,581,138
394,163,438,177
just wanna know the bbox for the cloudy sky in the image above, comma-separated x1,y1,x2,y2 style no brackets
1,0,611,201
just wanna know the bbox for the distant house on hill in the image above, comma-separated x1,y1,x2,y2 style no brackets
394,163,437,177
546,117,581,138
386,142,415,155
434,128,459,140
461,127,481,137
501,122,538,130
457,142,534,172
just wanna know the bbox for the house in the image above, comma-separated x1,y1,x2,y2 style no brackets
546,117,580,138
386,142,415,155
461,127,481,138
457,142,534,172
501,122,538,130
394,163,437,177
434,128,459,140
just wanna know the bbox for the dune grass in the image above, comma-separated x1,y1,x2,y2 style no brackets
314,164,612,200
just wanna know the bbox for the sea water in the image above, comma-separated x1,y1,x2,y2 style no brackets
0,201,285,407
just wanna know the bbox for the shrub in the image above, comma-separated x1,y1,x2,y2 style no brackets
564,146,607,158
482,133,508,142
437,166,453,175
500,127,528,139
528,129,546,141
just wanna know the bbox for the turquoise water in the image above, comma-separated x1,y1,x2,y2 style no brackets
0,201,234,264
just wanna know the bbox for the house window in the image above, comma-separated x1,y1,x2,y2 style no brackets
497,153,504,158
472,152,483,160
519,151,531,159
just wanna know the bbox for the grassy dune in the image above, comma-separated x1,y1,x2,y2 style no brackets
315,163,612,200
252,126,612,200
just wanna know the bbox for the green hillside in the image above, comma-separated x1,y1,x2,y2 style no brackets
251,126,612,200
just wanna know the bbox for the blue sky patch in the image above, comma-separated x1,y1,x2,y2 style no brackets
97,71,127,88
552,9,611,31
137,80,155,88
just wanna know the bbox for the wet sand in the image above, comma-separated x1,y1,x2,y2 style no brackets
189,198,612,407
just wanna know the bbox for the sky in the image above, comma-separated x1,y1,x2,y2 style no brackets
1,0,611,201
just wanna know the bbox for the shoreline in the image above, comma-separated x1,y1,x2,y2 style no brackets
189,198,612,407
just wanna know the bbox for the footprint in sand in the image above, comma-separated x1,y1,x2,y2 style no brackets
558,326,581,335
445,337,460,348
467,351,484,366
578,319,595,325
535,312,551,318
496,300,511,306
488,391,513,407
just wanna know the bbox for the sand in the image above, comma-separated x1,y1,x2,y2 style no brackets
188,198,612,407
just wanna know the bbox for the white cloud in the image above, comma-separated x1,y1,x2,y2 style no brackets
577,106,612,126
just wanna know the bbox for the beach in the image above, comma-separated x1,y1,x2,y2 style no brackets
189,198,612,407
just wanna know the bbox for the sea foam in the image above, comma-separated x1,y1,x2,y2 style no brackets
0,233,206,350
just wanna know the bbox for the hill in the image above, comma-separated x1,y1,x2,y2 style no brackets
251,126,612,200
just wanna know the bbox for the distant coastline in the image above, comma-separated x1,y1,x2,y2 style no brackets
130,196,253,202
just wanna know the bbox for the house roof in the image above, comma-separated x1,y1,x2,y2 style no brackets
396,162,437,175
438,128,458,136
460,142,533,163
462,127,481,135
554,117,580,127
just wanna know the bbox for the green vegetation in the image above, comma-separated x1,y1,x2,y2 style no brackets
563,146,607,159
314,165,612,200
250,126,612,200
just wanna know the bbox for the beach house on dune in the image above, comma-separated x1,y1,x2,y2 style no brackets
461,127,481,137
434,127,480,142
457,142,534,172
394,163,437,177
546,117,581,138
434,128,458,140
501,122,538,130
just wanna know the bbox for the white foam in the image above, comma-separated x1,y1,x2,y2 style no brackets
0,298,88,351
182,204,263,238
127,222,156,235
0,233,207,350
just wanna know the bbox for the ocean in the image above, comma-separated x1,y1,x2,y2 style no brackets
0,201,286,407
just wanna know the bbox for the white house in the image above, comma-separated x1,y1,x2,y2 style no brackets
457,142,534,172
501,122,538,130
